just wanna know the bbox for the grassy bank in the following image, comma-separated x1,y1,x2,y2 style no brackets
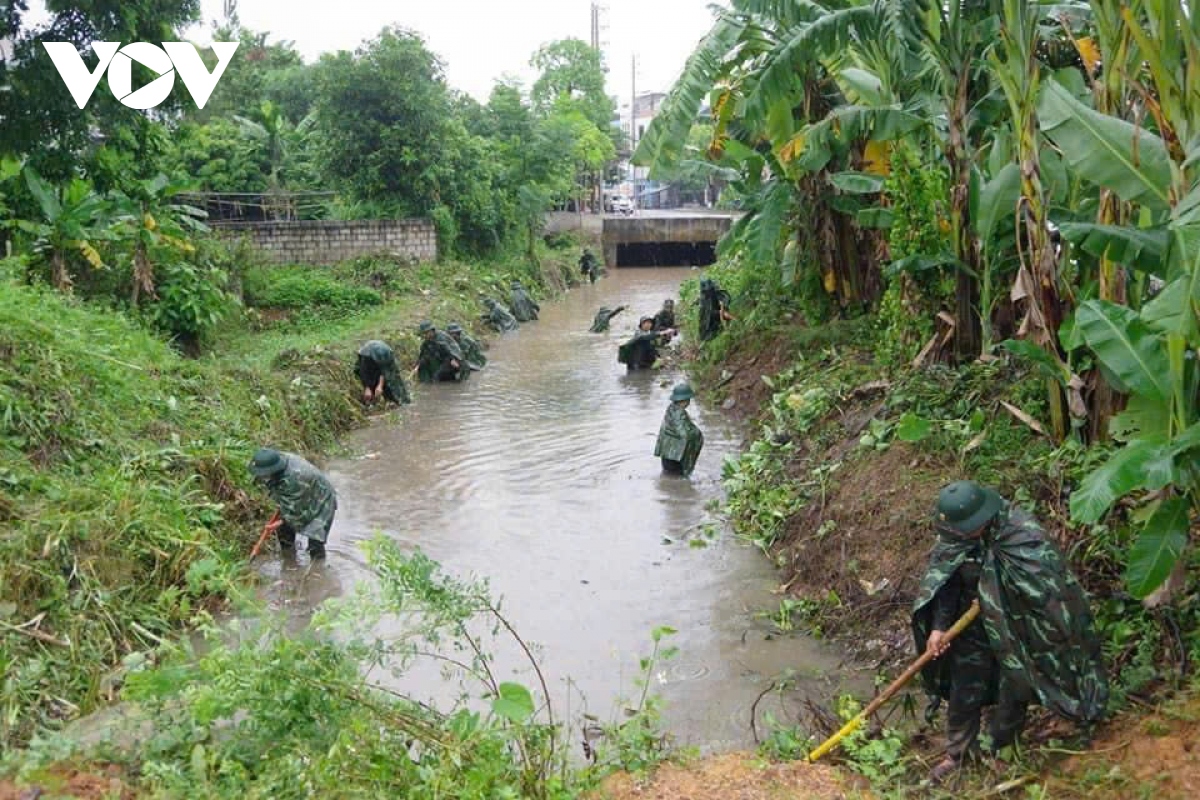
0,238,583,752
675,260,1200,796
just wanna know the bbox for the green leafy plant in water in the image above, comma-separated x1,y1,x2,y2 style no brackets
589,624,679,776
22,538,581,800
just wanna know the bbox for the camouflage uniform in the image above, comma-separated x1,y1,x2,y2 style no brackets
418,330,469,383
580,250,599,283
618,321,672,370
913,498,1108,761
509,283,540,322
589,305,626,333
653,301,676,331
355,340,411,405
654,387,703,476
698,278,731,341
448,325,487,369
262,452,338,554
481,299,519,332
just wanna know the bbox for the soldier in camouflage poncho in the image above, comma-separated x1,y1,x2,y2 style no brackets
654,383,703,476
913,481,1108,783
509,281,540,322
481,298,519,332
653,299,676,331
416,321,469,383
589,305,628,333
446,322,486,370
698,278,733,341
580,249,599,283
618,316,675,370
250,448,338,558
355,340,411,406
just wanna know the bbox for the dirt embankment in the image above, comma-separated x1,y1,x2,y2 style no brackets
593,752,871,800
0,765,134,800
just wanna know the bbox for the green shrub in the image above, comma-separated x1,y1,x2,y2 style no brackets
141,259,238,349
242,266,383,312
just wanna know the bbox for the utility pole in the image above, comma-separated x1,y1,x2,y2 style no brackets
630,53,637,149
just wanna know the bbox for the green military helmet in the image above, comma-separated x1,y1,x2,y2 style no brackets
510,280,522,289
670,383,695,402
639,315,655,327
250,447,286,478
934,480,1004,535
446,322,463,334
483,297,497,307
418,320,435,334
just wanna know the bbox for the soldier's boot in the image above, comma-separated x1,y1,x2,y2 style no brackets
277,524,296,549
307,539,326,559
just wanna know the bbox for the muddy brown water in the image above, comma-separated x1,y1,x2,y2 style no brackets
256,267,865,754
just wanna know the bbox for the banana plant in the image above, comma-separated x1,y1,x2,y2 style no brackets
110,174,209,306
1047,1,1200,599
11,169,110,292
990,0,1073,439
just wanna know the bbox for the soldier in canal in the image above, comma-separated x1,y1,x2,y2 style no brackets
509,280,540,322
653,298,676,331
250,447,338,559
698,278,734,341
446,322,486,369
415,321,470,383
481,297,520,332
618,316,676,371
580,249,600,283
913,481,1109,784
589,304,628,333
655,382,704,476
355,339,411,406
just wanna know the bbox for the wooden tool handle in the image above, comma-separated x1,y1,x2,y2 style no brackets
807,600,981,762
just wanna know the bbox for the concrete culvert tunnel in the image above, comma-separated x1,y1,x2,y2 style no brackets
616,241,717,267
602,213,734,269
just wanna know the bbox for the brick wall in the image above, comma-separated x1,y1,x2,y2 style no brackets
215,219,437,265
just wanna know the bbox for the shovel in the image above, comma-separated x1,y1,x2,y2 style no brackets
807,600,981,762
250,510,282,561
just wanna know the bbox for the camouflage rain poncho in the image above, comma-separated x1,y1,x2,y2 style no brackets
482,299,519,332
510,284,540,322
589,306,626,333
653,302,676,331
355,340,411,404
654,403,704,476
417,331,469,383
454,331,487,369
266,453,338,544
912,505,1109,724
698,279,731,341
618,330,668,369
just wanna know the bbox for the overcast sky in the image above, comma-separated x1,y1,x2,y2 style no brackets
26,0,725,106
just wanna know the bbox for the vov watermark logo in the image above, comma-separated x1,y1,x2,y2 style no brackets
42,42,239,110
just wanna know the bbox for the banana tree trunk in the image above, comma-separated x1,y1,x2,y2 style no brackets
131,241,154,307
51,249,71,292
948,73,981,359
1091,189,1128,440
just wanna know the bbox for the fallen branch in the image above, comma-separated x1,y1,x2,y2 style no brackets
0,618,70,648
1000,401,1047,436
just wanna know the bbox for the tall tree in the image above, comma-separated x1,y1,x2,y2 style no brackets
530,39,615,133
312,27,452,214
0,1,201,182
